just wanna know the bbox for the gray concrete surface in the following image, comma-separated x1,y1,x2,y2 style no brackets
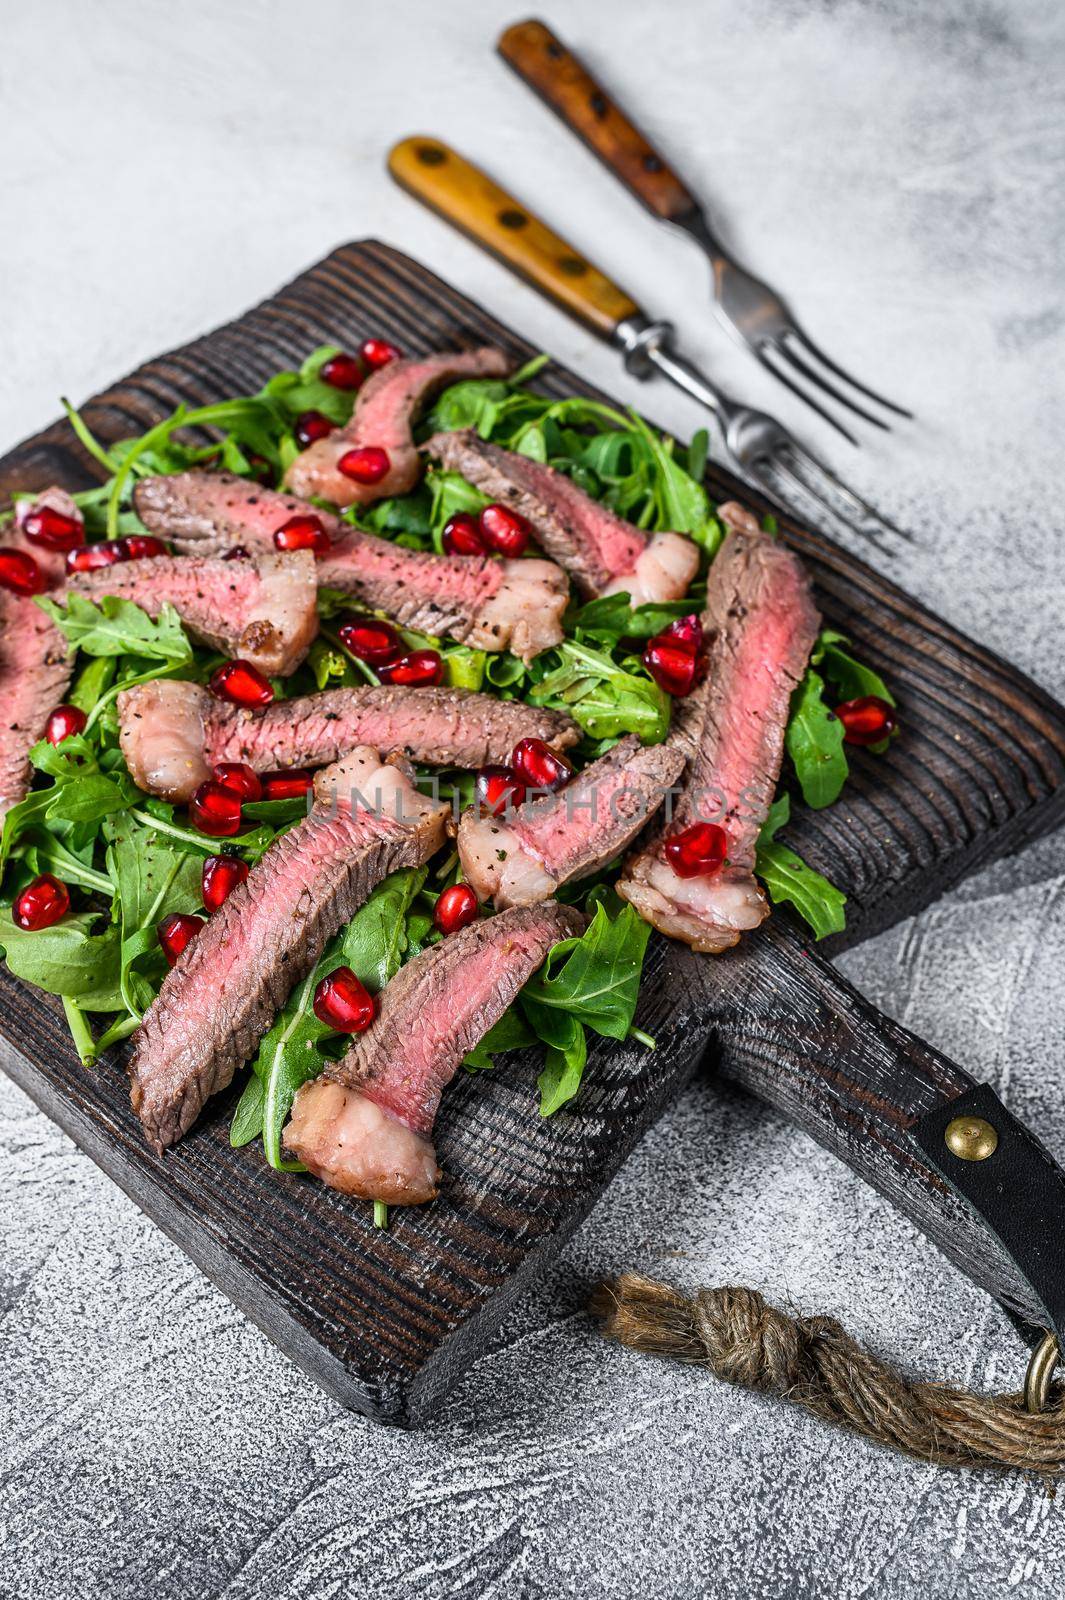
3,0,1065,1594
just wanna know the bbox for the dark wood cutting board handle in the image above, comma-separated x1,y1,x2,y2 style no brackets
498,18,700,224
700,917,1065,1350
388,137,641,338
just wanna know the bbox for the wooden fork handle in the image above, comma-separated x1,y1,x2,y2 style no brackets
387,137,641,340
498,18,699,225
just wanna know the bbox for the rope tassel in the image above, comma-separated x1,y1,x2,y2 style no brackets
590,1274,1065,1474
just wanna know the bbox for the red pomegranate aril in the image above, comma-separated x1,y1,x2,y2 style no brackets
835,695,897,747
222,545,250,561
22,504,84,552
338,446,390,485
475,764,526,817
359,337,401,370
337,615,402,667
433,883,479,936
511,737,574,793
661,613,704,652
313,966,376,1032
320,353,364,391
478,502,530,558
213,762,262,802
273,513,330,555
66,540,125,573
664,822,728,879
190,780,244,837
261,768,313,803
13,873,70,931
45,703,87,745
201,853,249,913
643,637,704,697
120,534,167,561
294,409,334,449
209,658,274,709
442,513,487,557
377,649,444,687
0,547,46,597
158,911,205,966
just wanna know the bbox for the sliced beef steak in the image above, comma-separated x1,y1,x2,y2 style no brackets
424,430,699,602
458,735,685,909
618,520,820,952
285,348,510,507
118,680,579,802
69,550,318,675
133,470,568,662
283,901,586,1204
130,748,448,1153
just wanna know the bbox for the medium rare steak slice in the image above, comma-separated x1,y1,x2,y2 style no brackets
285,348,510,507
283,901,586,1204
118,680,579,802
133,470,568,662
618,519,821,952
69,550,318,676
130,747,448,1153
458,735,685,909
424,430,699,602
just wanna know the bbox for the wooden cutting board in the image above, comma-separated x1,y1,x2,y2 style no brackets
3,241,1064,1424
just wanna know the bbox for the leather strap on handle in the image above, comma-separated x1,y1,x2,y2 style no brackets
388,137,641,340
498,18,699,225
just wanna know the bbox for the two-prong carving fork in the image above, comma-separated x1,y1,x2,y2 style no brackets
498,18,913,446
389,137,911,551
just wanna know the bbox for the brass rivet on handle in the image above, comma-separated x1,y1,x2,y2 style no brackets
944,1115,999,1161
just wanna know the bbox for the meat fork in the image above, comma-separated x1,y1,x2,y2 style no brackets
388,137,911,551
498,19,913,445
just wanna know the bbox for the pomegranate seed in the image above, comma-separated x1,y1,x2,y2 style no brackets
273,513,331,555
642,637,705,697
213,762,262,802
475,765,526,817
45,704,87,745
189,780,244,837
433,883,479,936
22,504,84,552
201,854,249,913
337,446,390,485
120,534,167,561
664,822,728,879
442,513,487,557
313,965,376,1032
0,548,46,597
294,409,334,449
359,337,402,370
157,911,204,966
261,768,313,802
66,540,125,573
661,613,704,652
511,737,574,793
835,695,897,747
320,353,364,390
222,545,250,560
209,659,274,709
337,615,402,667
13,873,70,931
377,649,444,687
479,503,530,558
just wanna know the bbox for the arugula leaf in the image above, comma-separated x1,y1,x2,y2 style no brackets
0,911,123,1012
536,1019,588,1117
36,594,192,665
530,639,670,742
463,1008,535,1071
568,592,697,646
813,628,896,707
755,796,847,940
785,668,848,809
522,901,651,1042
104,816,206,1019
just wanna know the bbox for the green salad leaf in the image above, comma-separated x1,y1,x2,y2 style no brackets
785,668,848,809
37,595,193,665
755,796,847,940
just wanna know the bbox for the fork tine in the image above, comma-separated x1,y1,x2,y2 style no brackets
767,451,892,554
787,329,913,419
755,346,859,446
782,443,916,544
770,339,890,431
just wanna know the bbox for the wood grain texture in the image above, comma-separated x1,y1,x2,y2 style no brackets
2,240,1065,1421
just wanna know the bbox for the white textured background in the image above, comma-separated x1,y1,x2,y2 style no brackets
3,0,1065,1595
